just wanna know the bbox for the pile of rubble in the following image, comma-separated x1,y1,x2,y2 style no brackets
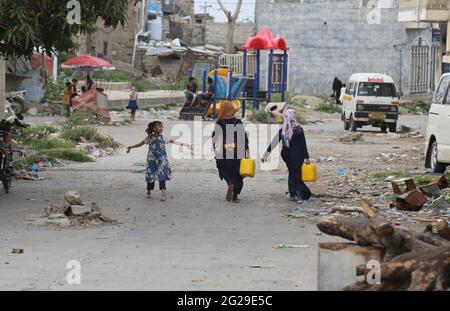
25,191,117,228
333,133,365,144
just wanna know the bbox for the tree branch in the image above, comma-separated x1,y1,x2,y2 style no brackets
232,0,243,20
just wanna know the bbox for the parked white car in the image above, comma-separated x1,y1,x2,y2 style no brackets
425,74,450,173
341,73,400,132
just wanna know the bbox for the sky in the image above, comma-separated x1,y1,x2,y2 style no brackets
194,0,256,23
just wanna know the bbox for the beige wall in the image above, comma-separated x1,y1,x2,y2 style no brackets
0,59,5,120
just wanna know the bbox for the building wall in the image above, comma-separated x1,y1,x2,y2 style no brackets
78,1,147,65
255,0,426,95
176,0,195,16
205,21,255,48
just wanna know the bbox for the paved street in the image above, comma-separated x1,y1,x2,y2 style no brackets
0,114,428,290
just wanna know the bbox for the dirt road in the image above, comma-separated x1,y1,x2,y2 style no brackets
0,113,429,290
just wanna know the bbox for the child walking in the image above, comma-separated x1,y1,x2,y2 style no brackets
126,121,191,201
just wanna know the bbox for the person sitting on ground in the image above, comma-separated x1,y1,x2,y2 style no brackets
185,77,198,107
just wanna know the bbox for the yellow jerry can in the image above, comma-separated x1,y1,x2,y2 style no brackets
302,163,317,182
240,158,256,178
275,115,284,124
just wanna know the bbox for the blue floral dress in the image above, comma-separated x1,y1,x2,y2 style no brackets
144,135,173,183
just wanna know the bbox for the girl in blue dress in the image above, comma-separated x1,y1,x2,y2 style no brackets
126,121,192,201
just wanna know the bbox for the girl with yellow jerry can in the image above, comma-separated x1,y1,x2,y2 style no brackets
262,108,313,204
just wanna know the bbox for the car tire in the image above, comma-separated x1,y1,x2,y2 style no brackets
381,125,387,133
389,123,397,133
430,140,447,174
349,115,357,132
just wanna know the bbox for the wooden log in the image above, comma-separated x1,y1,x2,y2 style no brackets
360,200,394,237
436,219,450,241
317,215,391,247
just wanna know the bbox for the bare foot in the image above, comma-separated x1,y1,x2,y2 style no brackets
146,192,152,199
161,190,167,202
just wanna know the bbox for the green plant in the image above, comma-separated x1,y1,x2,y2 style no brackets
252,109,268,123
24,138,75,150
23,124,59,136
315,96,342,114
370,171,411,180
42,148,94,162
405,100,431,114
45,72,69,101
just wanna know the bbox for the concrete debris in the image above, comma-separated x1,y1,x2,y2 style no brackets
395,190,428,211
67,205,91,216
25,191,117,228
64,191,82,205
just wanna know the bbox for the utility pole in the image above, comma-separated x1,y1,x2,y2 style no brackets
199,1,212,45
0,58,5,120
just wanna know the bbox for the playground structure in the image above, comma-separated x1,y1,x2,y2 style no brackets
179,27,289,120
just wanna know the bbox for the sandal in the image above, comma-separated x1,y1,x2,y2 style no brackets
146,192,152,199
232,194,240,203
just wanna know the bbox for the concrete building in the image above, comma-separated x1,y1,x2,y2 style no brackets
77,0,148,66
255,0,442,96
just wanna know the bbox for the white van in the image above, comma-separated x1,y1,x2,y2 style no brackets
341,73,400,132
425,74,450,173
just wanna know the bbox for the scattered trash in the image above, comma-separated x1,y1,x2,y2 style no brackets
249,265,275,269
334,133,364,144
11,248,24,254
274,244,309,249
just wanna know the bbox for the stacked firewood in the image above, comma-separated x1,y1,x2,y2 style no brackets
317,201,450,291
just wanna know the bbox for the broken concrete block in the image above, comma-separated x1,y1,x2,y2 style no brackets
419,183,442,198
395,190,428,211
86,202,103,216
391,178,417,195
45,200,70,216
68,205,91,216
64,191,82,205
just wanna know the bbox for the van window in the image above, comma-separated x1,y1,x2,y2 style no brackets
357,82,397,97
433,76,450,105
348,82,356,96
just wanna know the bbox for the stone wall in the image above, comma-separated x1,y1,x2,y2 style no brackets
205,21,255,48
255,0,430,95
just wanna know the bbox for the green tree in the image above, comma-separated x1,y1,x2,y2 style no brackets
0,0,138,58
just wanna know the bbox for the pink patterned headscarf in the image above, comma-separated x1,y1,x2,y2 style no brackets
281,108,301,147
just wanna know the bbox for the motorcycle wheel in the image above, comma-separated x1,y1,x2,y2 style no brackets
11,98,25,114
0,174,10,193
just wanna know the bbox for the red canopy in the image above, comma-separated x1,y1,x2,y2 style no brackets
241,27,288,51
62,54,115,71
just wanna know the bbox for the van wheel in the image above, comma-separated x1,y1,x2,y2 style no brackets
349,115,357,132
389,123,397,133
430,140,447,174
343,114,350,130
381,125,387,133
